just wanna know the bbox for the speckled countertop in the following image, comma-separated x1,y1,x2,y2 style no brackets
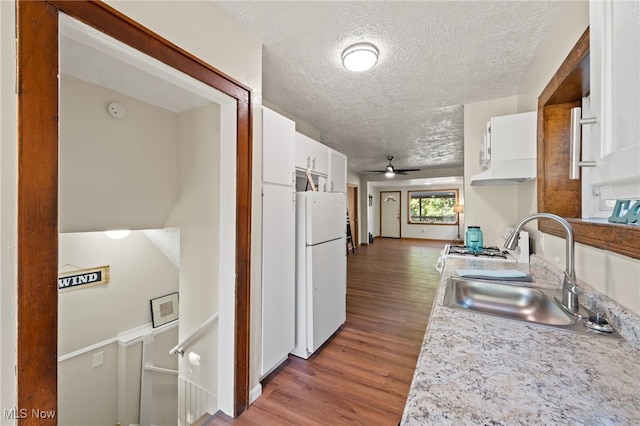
401,255,640,425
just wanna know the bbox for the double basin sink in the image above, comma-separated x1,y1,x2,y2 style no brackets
443,277,621,338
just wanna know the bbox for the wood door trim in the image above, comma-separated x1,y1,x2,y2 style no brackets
353,186,359,246
379,191,402,239
16,2,59,421
17,0,252,419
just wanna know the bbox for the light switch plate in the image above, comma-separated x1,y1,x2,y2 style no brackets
92,351,104,368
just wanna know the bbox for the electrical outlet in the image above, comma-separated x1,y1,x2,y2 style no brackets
92,351,104,368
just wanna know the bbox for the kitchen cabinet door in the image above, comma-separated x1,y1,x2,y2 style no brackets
262,106,296,376
587,0,640,200
261,183,295,377
295,132,328,176
263,107,295,186
329,149,347,193
308,138,329,176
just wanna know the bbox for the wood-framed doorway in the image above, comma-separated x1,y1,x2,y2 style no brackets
347,185,359,247
16,0,252,421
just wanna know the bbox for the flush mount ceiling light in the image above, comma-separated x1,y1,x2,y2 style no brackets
342,43,379,72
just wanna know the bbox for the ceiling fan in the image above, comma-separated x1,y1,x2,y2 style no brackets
363,156,421,176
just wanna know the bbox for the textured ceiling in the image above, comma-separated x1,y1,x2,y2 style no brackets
60,35,213,113
214,1,561,174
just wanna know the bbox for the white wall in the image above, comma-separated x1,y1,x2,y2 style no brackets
539,233,640,313
91,1,264,412
347,168,361,187
347,169,362,245
58,231,178,354
57,231,179,425
58,326,178,426
58,342,120,426
463,96,522,245
368,184,463,241
59,75,179,233
517,0,591,111
164,103,222,407
0,1,17,419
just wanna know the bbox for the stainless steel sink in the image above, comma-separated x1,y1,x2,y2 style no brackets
443,277,621,338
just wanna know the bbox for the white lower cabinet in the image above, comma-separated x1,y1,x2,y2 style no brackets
261,183,295,377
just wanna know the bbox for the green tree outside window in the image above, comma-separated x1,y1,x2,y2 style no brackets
408,190,458,224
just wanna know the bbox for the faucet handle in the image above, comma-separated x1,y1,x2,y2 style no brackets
562,270,583,295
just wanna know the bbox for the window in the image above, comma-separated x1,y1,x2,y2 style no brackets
408,190,458,225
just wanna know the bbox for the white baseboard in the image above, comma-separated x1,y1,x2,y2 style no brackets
249,383,262,404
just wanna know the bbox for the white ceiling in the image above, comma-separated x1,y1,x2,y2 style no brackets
214,1,561,174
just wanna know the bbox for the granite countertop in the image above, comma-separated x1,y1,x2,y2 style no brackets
401,256,640,425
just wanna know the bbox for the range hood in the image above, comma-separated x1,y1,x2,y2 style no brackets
470,159,536,186
471,111,537,186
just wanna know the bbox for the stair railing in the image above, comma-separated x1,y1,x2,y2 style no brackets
169,311,219,356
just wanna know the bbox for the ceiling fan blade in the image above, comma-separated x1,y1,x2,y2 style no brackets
363,156,421,174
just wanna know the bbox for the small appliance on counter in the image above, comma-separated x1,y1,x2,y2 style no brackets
436,226,530,273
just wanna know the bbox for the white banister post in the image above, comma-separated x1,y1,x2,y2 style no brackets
139,334,154,426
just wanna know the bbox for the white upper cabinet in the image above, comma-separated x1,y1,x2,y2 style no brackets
263,107,295,186
586,0,640,204
328,149,347,193
295,132,329,176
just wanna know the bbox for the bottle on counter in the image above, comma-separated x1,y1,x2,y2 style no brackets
466,226,483,251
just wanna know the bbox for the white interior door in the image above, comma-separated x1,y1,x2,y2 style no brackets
380,191,401,238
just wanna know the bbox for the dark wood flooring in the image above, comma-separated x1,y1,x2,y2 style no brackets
209,238,445,426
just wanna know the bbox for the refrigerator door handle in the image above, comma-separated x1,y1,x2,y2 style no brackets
306,236,343,247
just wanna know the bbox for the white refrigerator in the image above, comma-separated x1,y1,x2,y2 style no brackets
291,191,347,359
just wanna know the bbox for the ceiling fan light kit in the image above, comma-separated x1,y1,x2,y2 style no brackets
342,42,379,72
364,156,421,177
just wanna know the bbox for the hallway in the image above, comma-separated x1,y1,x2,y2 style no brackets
210,238,444,425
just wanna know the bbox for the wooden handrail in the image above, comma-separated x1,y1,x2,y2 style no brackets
170,312,219,356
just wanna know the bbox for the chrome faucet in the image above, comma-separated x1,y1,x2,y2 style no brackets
504,213,585,317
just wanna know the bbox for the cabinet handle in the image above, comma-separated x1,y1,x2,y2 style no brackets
312,157,316,170
569,107,598,180
306,156,310,168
